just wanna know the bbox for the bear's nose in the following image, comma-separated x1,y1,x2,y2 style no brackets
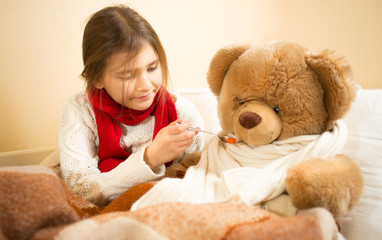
239,112,261,129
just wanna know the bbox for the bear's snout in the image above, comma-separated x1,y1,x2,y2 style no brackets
233,101,282,146
239,112,261,129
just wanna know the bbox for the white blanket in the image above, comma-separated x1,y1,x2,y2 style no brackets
132,120,348,210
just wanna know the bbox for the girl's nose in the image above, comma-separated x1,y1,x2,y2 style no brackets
136,73,151,91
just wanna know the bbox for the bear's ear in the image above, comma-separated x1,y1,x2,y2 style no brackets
207,44,250,96
305,49,357,127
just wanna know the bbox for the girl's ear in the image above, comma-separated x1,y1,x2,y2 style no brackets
95,82,104,89
305,49,357,128
207,44,250,96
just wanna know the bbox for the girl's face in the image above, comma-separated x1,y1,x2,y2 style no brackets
98,42,162,111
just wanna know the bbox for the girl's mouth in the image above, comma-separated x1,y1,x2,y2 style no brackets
135,93,151,101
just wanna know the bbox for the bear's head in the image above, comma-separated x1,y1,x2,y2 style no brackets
207,41,356,145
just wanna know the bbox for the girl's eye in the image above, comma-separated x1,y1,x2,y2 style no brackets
120,74,134,80
148,65,157,72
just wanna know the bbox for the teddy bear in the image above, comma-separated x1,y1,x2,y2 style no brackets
201,41,364,219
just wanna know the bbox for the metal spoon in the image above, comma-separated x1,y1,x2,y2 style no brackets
186,126,238,144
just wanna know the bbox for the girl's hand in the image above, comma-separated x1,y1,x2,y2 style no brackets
144,119,198,170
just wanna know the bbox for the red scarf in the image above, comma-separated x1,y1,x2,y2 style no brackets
88,88,177,172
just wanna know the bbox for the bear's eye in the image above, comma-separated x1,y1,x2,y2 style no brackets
236,97,245,105
273,106,279,114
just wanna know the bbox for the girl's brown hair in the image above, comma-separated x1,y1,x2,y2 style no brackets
81,5,170,93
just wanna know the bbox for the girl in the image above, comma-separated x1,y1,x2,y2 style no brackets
59,5,204,206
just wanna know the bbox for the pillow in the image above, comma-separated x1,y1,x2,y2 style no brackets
340,89,382,240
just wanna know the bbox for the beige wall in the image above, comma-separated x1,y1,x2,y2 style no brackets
1,0,381,152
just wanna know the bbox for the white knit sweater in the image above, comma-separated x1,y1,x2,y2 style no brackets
58,91,204,206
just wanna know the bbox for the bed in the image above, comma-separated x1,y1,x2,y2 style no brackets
0,87,381,239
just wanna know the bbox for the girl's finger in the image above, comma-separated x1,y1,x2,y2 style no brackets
170,119,182,126
168,121,190,134
173,138,193,149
